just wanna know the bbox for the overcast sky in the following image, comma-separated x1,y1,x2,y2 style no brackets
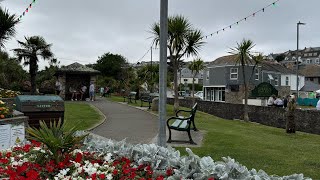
2,0,320,69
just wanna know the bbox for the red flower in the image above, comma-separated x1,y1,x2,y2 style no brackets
58,162,65,169
99,174,106,179
166,168,173,176
6,152,11,158
91,173,97,180
113,169,118,175
0,158,9,164
31,140,41,147
23,144,32,152
26,169,39,179
123,168,130,174
208,178,215,180
75,152,83,163
156,175,164,180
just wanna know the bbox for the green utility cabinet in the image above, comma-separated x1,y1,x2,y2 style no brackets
15,95,64,128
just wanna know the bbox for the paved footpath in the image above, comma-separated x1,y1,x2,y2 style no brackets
89,97,158,144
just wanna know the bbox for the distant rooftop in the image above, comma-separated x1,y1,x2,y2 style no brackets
56,62,100,74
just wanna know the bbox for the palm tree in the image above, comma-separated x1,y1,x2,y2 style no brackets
229,39,255,122
0,7,19,49
13,36,53,94
150,15,205,112
188,58,204,105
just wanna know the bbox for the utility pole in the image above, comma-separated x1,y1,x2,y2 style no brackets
158,0,168,147
150,46,153,93
296,21,305,98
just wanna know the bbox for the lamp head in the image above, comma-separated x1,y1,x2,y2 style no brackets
298,21,306,25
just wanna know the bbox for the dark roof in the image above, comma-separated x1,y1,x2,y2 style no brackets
261,61,296,74
56,63,100,74
210,55,296,74
299,64,320,77
300,81,320,92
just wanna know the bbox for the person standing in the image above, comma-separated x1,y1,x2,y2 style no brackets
274,96,284,107
100,86,104,97
55,79,62,96
286,95,297,133
283,95,289,108
267,95,275,106
89,81,95,101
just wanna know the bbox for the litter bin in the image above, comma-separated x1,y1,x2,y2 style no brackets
15,95,64,128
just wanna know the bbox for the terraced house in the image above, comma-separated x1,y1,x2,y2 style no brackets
203,55,305,104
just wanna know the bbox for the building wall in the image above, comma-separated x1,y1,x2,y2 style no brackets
280,74,305,91
178,78,199,84
166,98,320,135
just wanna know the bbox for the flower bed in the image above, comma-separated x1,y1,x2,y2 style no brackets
0,88,20,98
0,100,14,119
0,133,312,180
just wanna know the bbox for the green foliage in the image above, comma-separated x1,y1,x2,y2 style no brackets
94,52,128,79
0,50,27,90
0,6,19,49
275,54,286,62
27,120,88,163
13,36,54,94
137,64,159,92
36,65,58,94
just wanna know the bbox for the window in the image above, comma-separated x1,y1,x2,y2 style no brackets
254,69,259,80
230,68,238,80
184,79,188,82
304,54,307,57
315,58,320,64
314,53,317,56
306,59,312,64
310,77,314,81
309,53,313,56
285,76,289,86
275,77,279,86
206,71,209,80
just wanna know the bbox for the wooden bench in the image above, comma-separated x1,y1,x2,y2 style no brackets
123,91,137,103
166,103,198,144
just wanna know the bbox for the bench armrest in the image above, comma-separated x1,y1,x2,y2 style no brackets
175,109,192,117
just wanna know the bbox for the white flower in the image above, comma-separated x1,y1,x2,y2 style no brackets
33,147,41,151
104,153,112,162
106,174,113,180
93,163,100,168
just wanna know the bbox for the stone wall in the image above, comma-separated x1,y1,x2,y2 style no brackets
166,98,320,135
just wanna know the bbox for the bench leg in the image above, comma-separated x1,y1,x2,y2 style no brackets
167,128,172,143
187,130,196,145
192,121,198,131
148,102,151,109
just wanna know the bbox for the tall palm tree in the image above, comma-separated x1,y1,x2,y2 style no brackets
229,39,255,122
13,36,53,94
0,7,19,49
150,15,205,112
188,58,204,105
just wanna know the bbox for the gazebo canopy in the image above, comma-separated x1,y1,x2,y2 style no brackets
55,62,100,75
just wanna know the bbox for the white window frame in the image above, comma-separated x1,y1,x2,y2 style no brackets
274,77,279,86
230,68,238,80
306,59,311,64
315,58,320,64
206,71,209,80
254,69,259,80
285,76,289,86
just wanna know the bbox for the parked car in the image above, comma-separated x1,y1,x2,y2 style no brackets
194,91,203,100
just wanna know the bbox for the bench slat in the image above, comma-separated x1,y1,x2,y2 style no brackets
171,120,182,128
179,120,188,129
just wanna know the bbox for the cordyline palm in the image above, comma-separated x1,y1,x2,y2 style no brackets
188,58,204,105
229,39,255,122
13,36,53,94
0,6,19,49
150,15,205,112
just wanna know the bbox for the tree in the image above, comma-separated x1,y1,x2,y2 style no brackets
229,39,255,122
188,58,204,105
0,6,19,49
275,54,285,62
13,36,54,94
137,64,159,92
151,15,205,112
0,50,27,90
94,52,128,80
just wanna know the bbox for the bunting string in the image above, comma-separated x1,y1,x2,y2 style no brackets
202,0,281,39
17,0,37,21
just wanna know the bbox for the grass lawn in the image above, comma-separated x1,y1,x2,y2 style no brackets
64,102,103,130
167,106,320,179
106,95,320,178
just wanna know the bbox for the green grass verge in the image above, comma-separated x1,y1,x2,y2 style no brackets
169,105,320,179
107,96,320,178
64,102,103,131
105,95,144,108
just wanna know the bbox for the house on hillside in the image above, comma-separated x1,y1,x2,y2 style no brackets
281,47,320,66
203,55,305,104
178,68,204,85
299,64,320,85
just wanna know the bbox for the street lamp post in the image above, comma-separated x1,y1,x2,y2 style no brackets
296,21,305,98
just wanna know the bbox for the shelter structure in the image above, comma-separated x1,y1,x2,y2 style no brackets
55,63,100,100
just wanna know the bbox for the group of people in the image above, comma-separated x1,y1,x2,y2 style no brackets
55,80,96,101
99,86,110,97
267,95,291,108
